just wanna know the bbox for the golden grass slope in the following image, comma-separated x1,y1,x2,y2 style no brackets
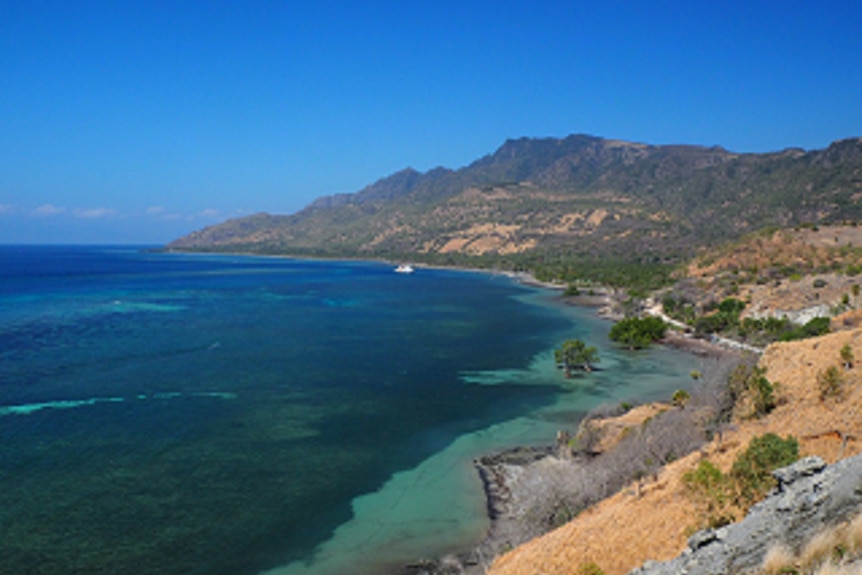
488,329,862,575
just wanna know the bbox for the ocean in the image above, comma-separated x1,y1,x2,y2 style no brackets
0,246,702,575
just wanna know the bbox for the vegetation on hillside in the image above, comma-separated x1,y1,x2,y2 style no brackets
683,433,799,529
727,363,777,419
168,136,862,282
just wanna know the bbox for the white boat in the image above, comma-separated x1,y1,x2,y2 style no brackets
394,264,415,274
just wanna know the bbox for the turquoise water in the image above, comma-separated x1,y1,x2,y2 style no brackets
0,246,701,575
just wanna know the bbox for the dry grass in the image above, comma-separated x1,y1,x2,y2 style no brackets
688,225,862,279
487,328,862,575
848,514,862,554
683,225,862,324
762,544,796,574
800,529,846,571
757,512,862,575
813,563,859,575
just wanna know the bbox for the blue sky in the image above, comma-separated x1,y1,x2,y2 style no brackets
2,1,861,244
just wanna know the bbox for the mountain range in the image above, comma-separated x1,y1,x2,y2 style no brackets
167,134,862,267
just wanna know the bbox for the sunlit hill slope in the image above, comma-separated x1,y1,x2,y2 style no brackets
167,135,862,265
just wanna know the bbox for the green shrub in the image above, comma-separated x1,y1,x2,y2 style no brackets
672,389,691,408
749,371,777,417
718,297,746,315
577,562,606,575
840,344,854,369
731,433,799,506
682,460,735,528
684,434,799,529
778,316,831,342
817,365,845,400
728,363,776,418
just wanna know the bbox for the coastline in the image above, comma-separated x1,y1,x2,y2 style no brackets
399,283,742,575
162,250,741,575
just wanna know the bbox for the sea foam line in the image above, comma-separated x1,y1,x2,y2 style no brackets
0,391,236,417
0,397,125,416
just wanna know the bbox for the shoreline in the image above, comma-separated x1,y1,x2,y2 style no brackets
399,289,742,575
163,249,743,574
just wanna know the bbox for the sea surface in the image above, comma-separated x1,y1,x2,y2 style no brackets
0,246,703,575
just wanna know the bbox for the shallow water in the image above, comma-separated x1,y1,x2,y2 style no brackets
0,246,703,575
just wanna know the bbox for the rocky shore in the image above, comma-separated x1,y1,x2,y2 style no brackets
402,445,570,575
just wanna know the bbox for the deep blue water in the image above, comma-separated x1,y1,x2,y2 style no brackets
0,246,701,575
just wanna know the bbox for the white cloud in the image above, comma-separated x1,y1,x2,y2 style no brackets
0,204,15,215
32,204,65,217
187,208,220,220
73,207,119,219
145,205,184,221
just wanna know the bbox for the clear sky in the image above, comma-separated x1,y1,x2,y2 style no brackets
2,1,861,244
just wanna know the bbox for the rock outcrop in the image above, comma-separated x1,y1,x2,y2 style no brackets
629,454,862,575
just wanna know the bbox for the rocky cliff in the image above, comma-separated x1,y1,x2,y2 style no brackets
630,455,862,575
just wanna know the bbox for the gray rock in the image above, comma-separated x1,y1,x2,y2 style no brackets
772,456,827,488
687,529,719,551
628,453,862,575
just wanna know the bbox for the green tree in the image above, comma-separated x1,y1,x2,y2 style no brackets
609,316,667,349
840,344,854,369
555,339,600,376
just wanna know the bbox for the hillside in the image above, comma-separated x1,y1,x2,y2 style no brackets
167,135,862,268
486,327,862,575
468,224,862,575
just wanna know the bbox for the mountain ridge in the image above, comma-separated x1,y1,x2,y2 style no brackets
167,134,862,267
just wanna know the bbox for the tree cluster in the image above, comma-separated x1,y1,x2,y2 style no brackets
609,316,667,349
